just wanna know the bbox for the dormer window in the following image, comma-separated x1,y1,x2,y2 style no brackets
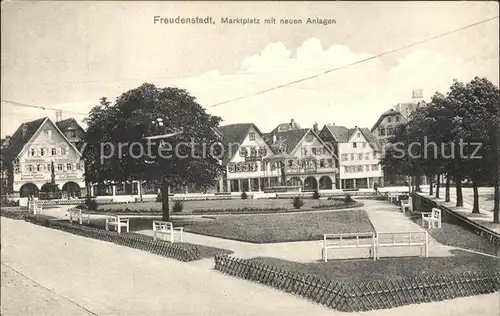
387,117,392,123
40,148,45,156
30,148,36,156
353,142,357,148
249,132,255,141
46,130,52,139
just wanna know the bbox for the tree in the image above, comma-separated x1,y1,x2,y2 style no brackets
83,83,225,221
443,78,499,213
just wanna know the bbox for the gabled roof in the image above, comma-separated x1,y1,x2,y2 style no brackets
2,117,47,162
270,120,301,134
263,128,309,155
55,118,85,134
370,108,404,132
323,125,381,152
217,123,264,165
1,117,84,163
358,127,381,152
323,125,355,143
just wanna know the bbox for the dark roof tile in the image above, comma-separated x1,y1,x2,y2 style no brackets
2,117,47,162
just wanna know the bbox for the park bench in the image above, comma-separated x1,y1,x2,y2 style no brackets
387,192,399,203
375,231,428,259
68,208,90,225
321,232,377,262
400,196,413,213
28,200,43,214
153,221,184,243
421,207,442,229
105,215,130,233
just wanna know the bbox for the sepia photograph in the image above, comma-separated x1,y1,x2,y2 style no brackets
1,1,499,315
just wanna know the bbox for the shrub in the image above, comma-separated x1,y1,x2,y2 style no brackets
85,198,98,211
156,194,162,202
172,200,184,213
292,197,304,209
344,194,354,203
0,198,20,207
241,191,248,199
192,207,286,214
312,190,320,199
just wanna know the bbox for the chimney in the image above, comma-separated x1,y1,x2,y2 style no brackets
22,124,27,137
331,122,335,126
313,122,319,133
290,118,294,127
272,132,277,144
3,136,10,147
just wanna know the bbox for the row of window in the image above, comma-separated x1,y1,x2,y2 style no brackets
228,159,335,173
341,153,379,161
28,147,68,157
344,164,380,173
25,162,84,173
378,126,401,137
301,147,326,156
351,142,369,148
239,146,267,157
239,145,330,158
386,116,401,124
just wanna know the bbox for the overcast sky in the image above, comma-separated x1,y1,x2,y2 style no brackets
1,1,498,136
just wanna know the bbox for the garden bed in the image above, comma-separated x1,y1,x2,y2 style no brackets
1,207,30,220
215,253,500,312
94,198,361,215
248,250,500,283
184,209,375,243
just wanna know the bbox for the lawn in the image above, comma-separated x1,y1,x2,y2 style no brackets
96,198,359,214
249,250,500,283
183,209,374,243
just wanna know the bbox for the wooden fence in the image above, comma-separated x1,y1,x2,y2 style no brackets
22,214,200,262
214,254,500,312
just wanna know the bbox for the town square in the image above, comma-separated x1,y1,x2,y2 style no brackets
1,1,499,315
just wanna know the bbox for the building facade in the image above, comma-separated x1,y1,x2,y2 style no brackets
217,121,338,192
320,125,382,189
2,117,86,198
371,97,426,186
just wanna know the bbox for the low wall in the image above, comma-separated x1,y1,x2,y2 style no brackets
411,192,500,256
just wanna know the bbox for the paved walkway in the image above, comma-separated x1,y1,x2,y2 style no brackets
2,218,499,316
419,187,499,233
1,218,333,316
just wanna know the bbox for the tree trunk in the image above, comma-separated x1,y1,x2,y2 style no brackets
455,175,463,207
435,174,441,199
445,175,450,202
139,181,143,202
494,123,500,223
428,175,434,196
161,182,170,221
494,178,499,223
472,181,480,213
